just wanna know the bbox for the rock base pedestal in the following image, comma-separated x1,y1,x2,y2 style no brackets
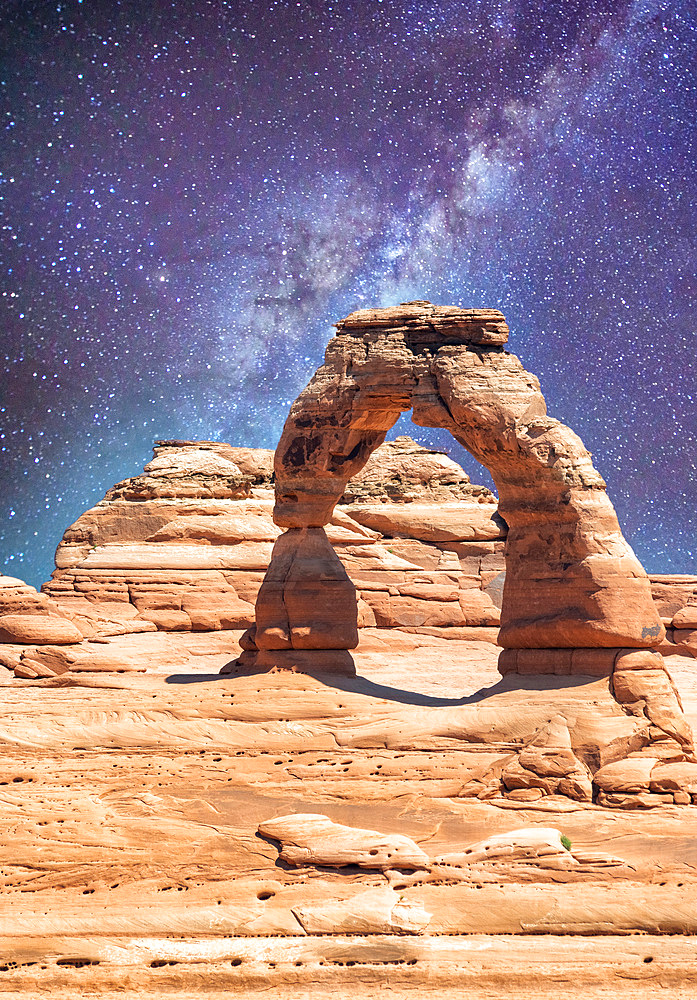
221,647,356,677
254,528,358,652
498,648,618,677
225,526,359,678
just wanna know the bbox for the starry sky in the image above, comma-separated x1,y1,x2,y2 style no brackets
1,0,695,588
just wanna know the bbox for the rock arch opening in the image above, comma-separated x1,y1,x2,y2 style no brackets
386,415,500,499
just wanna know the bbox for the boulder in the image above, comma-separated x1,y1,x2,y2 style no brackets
436,827,575,866
674,628,697,658
0,614,83,645
593,757,659,795
258,813,430,870
672,602,697,629
0,574,62,616
611,657,693,748
650,762,697,796
501,716,593,801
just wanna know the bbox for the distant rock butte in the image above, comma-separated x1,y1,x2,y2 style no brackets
0,434,505,678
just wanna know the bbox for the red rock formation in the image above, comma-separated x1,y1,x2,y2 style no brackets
253,527,359,651
3,435,504,678
42,440,273,640
246,301,663,667
659,583,697,658
3,329,693,798
0,574,88,673
234,300,693,775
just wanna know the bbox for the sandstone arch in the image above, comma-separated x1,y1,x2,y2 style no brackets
235,301,691,752
248,302,662,654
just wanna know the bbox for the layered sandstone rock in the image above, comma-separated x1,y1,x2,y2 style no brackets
260,813,633,884
0,574,87,671
340,433,493,504
105,439,271,500
646,575,697,658
258,814,430,871
250,300,663,673
0,573,62,618
499,716,594,803
667,591,697,659
232,300,694,783
649,574,697,620
41,441,273,645
2,304,693,800
2,435,504,678
252,527,359,650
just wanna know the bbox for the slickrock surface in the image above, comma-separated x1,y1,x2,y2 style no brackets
0,644,697,997
2,302,697,994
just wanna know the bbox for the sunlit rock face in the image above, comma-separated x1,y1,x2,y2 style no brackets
1,306,696,810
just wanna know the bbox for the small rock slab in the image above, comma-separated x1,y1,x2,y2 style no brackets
0,614,83,645
435,827,575,867
292,887,431,935
650,761,697,795
258,813,430,870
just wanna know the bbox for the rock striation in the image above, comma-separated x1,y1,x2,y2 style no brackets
4,319,697,991
641,574,697,658
18,432,694,685
0,574,85,672
4,644,697,995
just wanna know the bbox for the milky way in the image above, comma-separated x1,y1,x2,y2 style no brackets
1,0,695,588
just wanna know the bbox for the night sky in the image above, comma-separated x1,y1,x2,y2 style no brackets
1,0,695,589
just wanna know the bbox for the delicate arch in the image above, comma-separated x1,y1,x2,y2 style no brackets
226,301,693,799
260,301,663,664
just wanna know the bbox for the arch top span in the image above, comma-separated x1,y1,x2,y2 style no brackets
272,300,664,655
274,302,523,529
